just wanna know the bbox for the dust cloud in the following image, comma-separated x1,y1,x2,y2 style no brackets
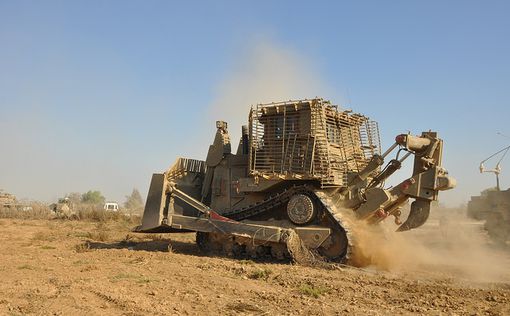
207,38,332,144
350,207,510,284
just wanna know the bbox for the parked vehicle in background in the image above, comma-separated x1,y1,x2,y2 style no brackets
104,202,119,212
467,144,510,245
0,189,18,209
49,197,75,218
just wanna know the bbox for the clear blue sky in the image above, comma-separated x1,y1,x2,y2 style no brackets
1,1,509,206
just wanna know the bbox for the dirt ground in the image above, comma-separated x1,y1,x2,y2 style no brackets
0,218,509,316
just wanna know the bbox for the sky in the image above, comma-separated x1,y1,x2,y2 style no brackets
0,1,509,206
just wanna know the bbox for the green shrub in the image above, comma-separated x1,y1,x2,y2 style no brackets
299,284,330,298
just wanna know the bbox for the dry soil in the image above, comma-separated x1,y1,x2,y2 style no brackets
0,218,509,315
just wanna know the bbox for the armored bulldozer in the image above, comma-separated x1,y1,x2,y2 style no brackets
136,98,455,263
467,188,510,244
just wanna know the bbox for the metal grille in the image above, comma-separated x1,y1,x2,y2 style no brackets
166,157,206,181
360,120,381,159
249,98,380,187
249,100,314,176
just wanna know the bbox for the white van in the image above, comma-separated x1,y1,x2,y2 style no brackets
104,202,119,212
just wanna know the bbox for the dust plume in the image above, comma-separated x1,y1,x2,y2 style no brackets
350,207,510,284
207,38,332,143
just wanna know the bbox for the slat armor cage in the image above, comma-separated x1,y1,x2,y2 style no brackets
248,98,381,187
166,158,206,182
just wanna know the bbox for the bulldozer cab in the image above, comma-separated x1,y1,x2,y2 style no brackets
249,98,380,187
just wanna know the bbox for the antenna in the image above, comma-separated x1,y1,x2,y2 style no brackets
479,144,510,191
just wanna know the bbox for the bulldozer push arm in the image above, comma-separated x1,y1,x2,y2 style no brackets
136,175,331,251
347,131,456,231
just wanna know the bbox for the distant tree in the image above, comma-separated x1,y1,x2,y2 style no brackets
66,192,82,204
124,188,144,211
81,190,105,205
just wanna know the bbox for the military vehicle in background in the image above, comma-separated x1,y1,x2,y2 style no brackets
49,197,75,218
467,145,510,244
0,189,19,209
136,98,455,264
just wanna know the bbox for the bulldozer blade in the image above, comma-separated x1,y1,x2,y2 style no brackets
396,199,430,232
136,173,167,232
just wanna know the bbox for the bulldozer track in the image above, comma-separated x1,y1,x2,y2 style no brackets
223,184,314,220
220,185,354,263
